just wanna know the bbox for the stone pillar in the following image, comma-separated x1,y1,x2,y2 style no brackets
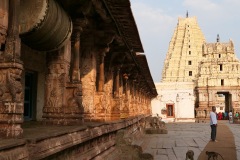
43,41,83,125
135,83,141,115
123,73,128,97
97,47,109,92
0,0,24,138
72,29,81,82
139,89,143,114
132,81,137,116
114,67,120,98
71,19,87,82
3,0,20,60
121,73,129,118
0,0,8,54
110,67,121,120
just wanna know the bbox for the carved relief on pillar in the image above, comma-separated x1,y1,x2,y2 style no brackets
0,0,24,138
138,91,143,114
106,66,122,120
44,62,66,107
113,67,120,98
43,42,83,125
128,83,135,117
120,73,129,118
0,64,24,137
1,0,21,62
43,58,67,123
111,98,120,120
120,102,129,119
0,68,23,102
91,71,113,121
81,49,96,119
64,83,84,123
95,95,105,114
92,93,111,121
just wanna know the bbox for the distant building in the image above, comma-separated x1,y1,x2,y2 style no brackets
152,15,240,122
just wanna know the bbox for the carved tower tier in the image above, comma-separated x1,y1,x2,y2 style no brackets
162,16,205,82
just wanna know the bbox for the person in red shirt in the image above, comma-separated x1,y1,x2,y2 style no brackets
217,112,222,120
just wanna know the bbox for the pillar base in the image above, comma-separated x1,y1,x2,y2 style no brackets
0,124,23,138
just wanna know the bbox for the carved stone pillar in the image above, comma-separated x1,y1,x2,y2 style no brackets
110,67,121,120
0,0,8,54
0,0,24,138
72,30,81,82
71,19,87,82
3,0,20,61
43,41,83,125
121,73,129,118
97,47,109,92
135,84,140,115
130,81,135,116
123,73,128,97
114,67,120,98
139,90,143,114
131,81,137,116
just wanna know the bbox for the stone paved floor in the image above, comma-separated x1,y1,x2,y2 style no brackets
135,122,210,160
132,120,239,160
92,120,239,160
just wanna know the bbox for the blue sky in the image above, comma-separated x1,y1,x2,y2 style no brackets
131,0,240,82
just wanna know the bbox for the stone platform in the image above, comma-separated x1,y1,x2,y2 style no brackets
0,116,145,160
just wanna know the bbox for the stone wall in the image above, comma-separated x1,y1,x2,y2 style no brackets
152,82,195,122
0,116,145,160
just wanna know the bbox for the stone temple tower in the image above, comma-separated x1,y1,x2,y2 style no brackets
162,16,205,82
152,14,240,122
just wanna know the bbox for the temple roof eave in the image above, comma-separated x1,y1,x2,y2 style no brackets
102,0,144,53
135,54,158,98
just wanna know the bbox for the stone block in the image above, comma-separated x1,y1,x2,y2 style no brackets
145,128,168,134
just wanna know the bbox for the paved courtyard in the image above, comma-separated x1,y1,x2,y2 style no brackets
94,120,240,160
134,120,240,160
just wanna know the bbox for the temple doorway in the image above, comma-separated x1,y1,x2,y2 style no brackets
216,91,232,114
166,104,174,118
24,71,37,121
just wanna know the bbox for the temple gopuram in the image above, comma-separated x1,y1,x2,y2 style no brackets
0,0,157,159
152,14,240,122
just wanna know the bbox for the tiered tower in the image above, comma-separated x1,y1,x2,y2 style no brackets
196,39,240,115
158,14,240,119
162,16,205,82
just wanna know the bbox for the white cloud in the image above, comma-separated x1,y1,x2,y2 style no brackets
131,2,177,82
132,2,175,34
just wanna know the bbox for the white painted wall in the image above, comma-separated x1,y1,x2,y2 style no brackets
151,82,195,122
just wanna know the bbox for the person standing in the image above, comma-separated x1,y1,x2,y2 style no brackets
218,112,222,120
235,112,239,118
210,106,218,142
229,110,233,123
222,112,225,120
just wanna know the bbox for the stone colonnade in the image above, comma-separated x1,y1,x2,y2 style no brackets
0,0,156,138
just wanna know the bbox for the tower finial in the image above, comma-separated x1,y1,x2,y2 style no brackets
186,11,188,18
217,34,220,42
